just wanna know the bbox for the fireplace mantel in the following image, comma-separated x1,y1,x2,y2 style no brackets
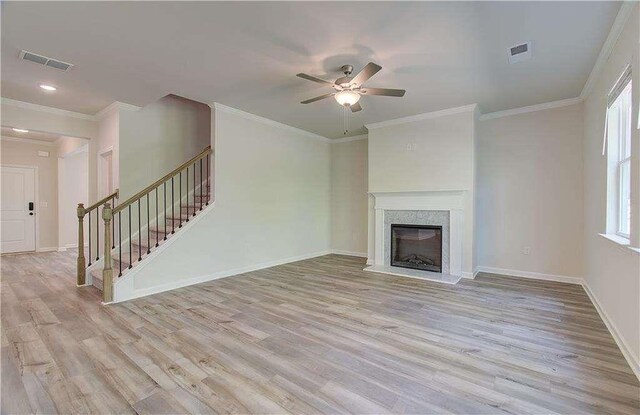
366,190,467,283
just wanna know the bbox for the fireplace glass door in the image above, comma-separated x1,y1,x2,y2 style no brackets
391,224,442,272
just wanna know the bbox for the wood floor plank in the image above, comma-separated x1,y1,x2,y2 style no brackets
1,250,638,414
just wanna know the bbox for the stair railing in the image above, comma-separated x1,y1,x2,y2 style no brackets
76,189,119,285
101,145,212,303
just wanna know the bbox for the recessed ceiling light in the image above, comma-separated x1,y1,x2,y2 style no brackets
40,84,57,91
12,128,29,133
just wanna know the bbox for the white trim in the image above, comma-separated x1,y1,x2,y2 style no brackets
1,136,58,147
112,247,332,303
478,97,583,121
582,281,640,380
330,250,368,258
94,101,140,120
1,97,94,120
329,134,368,144
365,104,478,130
2,97,141,121
461,268,479,280
212,102,330,142
580,1,636,99
36,247,57,253
476,266,583,285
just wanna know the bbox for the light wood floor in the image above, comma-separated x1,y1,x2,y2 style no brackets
1,251,638,414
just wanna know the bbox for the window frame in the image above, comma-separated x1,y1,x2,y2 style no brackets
606,78,632,240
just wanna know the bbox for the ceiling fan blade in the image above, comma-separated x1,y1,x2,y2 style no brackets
301,93,334,104
361,87,406,97
350,62,382,86
350,102,362,112
296,73,333,85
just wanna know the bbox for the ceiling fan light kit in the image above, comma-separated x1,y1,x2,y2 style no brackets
297,62,406,134
335,90,360,106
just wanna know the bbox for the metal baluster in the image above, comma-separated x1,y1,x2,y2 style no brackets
200,158,203,210
179,171,183,227
155,188,159,247
206,154,209,205
171,177,175,234
186,167,189,222
119,211,122,276
146,193,150,254
193,162,197,217
96,207,100,260
163,182,167,240
128,205,132,268
88,211,92,266
138,200,142,261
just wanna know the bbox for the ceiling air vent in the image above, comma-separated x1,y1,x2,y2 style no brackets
19,50,74,71
508,42,532,64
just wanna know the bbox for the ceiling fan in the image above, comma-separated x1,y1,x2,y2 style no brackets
297,62,406,113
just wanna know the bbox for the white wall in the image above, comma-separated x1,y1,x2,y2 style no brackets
331,138,368,256
477,103,584,279
367,108,476,273
118,95,210,200
582,3,640,374
368,111,475,193
58,145,88,248
117,105,330,299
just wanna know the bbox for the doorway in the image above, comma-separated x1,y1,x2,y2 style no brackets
1,165,37,253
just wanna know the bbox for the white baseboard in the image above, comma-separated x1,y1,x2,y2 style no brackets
330,250,368,258
36,247,57,253
476,266,584,285
460,268,479,279
582,282,640,381
113,249,332,303
366,259,373,265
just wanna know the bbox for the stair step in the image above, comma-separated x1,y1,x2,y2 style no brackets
91,258,130,290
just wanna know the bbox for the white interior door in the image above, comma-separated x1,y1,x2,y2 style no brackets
1,166,36,253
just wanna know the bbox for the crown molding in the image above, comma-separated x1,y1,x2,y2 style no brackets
581,1,636,99
1,98,95,120
212,102,331,142
365,104,478,130
329,134,368,144
94,101,141,120
1,97,141,122
1,135,58,147
478,97,583,121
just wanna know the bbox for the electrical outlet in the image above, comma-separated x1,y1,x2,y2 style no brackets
522,246,531,255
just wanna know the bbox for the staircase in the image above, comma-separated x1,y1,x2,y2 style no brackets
76,146,213,303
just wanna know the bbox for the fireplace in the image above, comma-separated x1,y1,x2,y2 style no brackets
390,224,443,273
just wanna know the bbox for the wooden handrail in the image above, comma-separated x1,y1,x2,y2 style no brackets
85,189,119,213
113,146,212,214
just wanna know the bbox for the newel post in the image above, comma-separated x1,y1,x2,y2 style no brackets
77,203,86,286
102,203,114,303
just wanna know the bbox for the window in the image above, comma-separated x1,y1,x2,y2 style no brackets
606,69,632,239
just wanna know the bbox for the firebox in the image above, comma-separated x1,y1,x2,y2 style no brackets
390,224,443,272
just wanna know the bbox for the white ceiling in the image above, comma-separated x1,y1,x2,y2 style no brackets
1,2,620,138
